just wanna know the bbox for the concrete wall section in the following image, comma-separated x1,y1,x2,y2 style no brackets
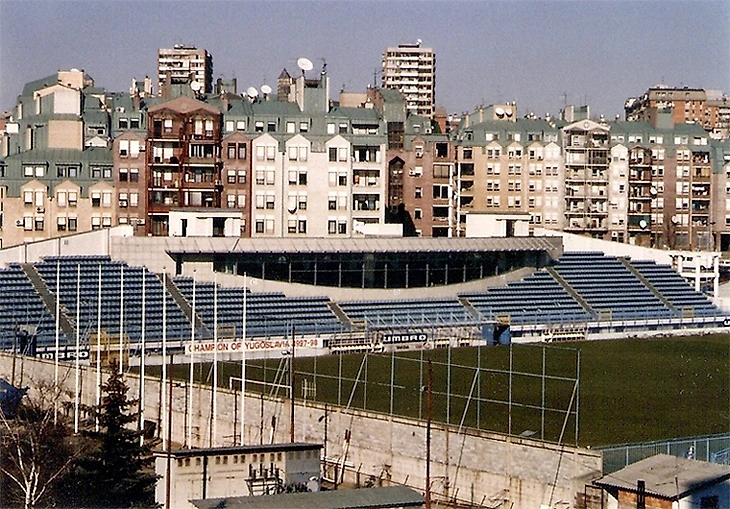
1,354,602,509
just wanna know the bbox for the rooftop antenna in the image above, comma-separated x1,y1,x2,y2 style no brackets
297,57,313,78
319,57,327,74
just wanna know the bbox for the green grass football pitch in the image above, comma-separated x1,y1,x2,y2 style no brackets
167,334,730,447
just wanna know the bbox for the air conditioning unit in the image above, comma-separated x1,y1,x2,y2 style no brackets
424,128,432,134
36,207,44,213
15,220,23,227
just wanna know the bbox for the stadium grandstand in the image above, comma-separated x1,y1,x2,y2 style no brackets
1,241,727,361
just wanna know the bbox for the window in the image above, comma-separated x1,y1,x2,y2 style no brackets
255,121,264,133
414,208,422,219
92,167,101,179
57,191,67,207
119,169,128,182
228,143,236,159
225,120,234,132
119,140,129,156
57,216,66,231
415,187,422,199
91,192,101,207
238,144,247,159
431,164,449,179
298,195,307,210
227,170,236,184
299,122,309,132
102,192,112,207
68,217,77,231
130,118,140,130
130,193,138,207
236,120,246,131
287,122,296,134
267,121,276,132
329,147,338,162
119,193,128,208
463,148,473,159
91,216,101,230
238,170,247,184
265,195,275,209
328,197,337,210
24,191,33,205
118,118,129,130
435,142,448,158
433,184,449,199
328,220,336,234
68,192,77,207
338,221,346,234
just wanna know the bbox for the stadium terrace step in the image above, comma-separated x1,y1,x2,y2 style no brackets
19,263,75,339
327,301,354,329
545,266,597,319
618,257,678,316
160,273,207,336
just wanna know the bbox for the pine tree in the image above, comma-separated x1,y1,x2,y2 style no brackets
60,366,159,508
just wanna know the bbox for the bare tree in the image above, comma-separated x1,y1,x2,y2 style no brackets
0,377,85,509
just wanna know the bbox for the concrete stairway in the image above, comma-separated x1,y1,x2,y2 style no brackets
618,257,678,315
19,263,76,338
546,266,597,319
327,301,354,329
160,274,207,334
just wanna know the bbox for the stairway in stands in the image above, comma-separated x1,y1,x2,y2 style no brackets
161,274,207,335
545,266,597,319
618,257,679,316
19,263,76,339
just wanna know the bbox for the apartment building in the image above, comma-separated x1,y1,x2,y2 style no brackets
157,44,213,98
451,107,564,236
0,69,114,249
625,86,730,140
382,42,436,118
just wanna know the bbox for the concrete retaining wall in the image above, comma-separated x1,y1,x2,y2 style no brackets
1,353,602,508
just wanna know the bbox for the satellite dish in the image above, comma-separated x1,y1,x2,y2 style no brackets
495,107,505,117
297,57,314,73
246,86,259,98
505,107,513,117
190,81,202,92
650,187,657,196
639,219,648,229
261,85,272,95
671,215,679,224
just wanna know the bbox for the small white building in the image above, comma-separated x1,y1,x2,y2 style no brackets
465,212,531,238
155,442,322,508
593,454,730,509
168,208,243,238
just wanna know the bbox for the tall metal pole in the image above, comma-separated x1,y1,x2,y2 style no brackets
140,268,146,445
187,271,195,448
54,260,60,424
290,323,295,443
426,359,432,509
119,265,124,373
162,270,168,450
96,264,102,432
74,264,80,434
240,273,247,446
212,274,218,447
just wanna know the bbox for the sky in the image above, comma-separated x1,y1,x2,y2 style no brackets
1,0,728,120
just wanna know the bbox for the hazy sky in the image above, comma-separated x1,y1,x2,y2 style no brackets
1,0,728,119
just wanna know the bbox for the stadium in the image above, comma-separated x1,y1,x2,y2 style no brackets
0,226,727,360
2,226,729,508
